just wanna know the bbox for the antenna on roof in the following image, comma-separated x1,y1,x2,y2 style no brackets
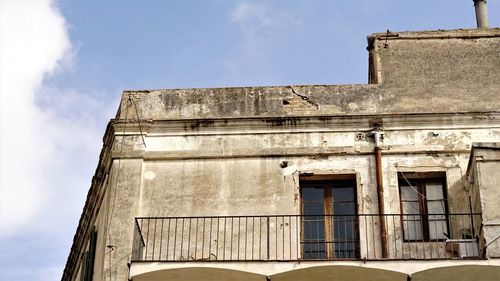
383,29,390,48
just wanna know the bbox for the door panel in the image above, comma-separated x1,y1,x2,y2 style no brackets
301,185,326,259
301,178,358,259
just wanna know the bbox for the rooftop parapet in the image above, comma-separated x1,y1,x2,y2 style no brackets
118,28,500,121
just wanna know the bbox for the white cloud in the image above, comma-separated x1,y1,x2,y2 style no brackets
0,0,113,237
230,1,300,46
0,0,69,235
226,2,302,83
231,2,274,27
231,2,299,29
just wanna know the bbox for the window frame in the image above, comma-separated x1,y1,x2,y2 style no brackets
398,172,450,242
300,175,359,259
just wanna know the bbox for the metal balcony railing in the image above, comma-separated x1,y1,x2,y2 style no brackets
132,213,482,262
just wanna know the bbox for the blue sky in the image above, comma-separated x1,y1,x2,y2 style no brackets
0,1,499,280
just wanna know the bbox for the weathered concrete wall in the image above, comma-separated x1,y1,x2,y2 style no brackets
140,158,292,217
64,28,500,281
478,159,500,258
120,84,380,120
86,114,500,279
105,114,500,264
100,159,143,281
467,144,500,258
372,30,500,114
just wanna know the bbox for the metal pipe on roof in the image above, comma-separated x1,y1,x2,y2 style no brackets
473,0,489,28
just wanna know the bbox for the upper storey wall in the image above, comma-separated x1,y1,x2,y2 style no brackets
370,28,500,113
118,28,500,120
119,84,380,120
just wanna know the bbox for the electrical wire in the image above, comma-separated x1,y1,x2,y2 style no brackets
129,96,146,148
102,96,147,280
400,172,447,214
397,163,469,215
400,172,428,199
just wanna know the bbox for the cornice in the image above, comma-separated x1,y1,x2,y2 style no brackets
111,111,500,137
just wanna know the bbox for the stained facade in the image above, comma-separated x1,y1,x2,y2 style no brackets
62,28,500,281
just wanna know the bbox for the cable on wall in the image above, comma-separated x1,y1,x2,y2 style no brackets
129,95,146,148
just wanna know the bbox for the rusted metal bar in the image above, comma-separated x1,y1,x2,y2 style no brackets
373,129,388,258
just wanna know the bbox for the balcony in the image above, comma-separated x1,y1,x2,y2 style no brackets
132,213,482,262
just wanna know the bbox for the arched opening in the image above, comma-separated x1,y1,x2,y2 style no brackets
132,267,266,281
271,265,407,281
412,265,500,281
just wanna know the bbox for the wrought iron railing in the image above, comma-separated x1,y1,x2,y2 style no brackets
132,213,482,262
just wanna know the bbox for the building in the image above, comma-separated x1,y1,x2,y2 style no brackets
62,11,500,281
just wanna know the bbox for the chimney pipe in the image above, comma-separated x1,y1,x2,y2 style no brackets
473,0,489,28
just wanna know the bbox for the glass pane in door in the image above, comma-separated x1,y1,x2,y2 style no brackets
302,186,326,259
332,185,357,258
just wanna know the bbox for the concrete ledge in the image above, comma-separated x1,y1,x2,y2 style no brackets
129,259,500,279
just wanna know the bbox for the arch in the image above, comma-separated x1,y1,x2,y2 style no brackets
270,265,408,281
132,267,266,281
412,265,500,281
